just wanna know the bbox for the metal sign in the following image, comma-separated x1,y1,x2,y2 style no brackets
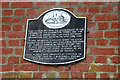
23,8,87,65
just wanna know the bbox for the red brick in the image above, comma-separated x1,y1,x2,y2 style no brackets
1,65,13,71
80,14,93,21
20,57,29,63
36,2,56,7
7,32,25,38
98,22,108,30
110,39,118,46
1,25,11,31
101,6,113,13
110,56,119,64
33,72,43,78
39,65,63,71
90,48,114,55
14,10,25,16
77,7,87,13
87,39,95,46
105,31,119,38
88,7,99,13
87,22,96,29
65,8,74,13
60,2,78,6
14,64,38,71
2,2,9,8
95,14,118,21
15,48,24,55
0,32,5,38
8,57,19,64
38,9,47,15
3,10,12,15
21,40,25,46
21,17,34,23
100,65,116,72
114,74,119,78
71,72,83,78
9,40,19,46
1,48,13,55
59,72,69,78
0,40,6,47
87,31,103,38
27,9,37,15
96,39,108,46
111,22,118,29
81,56,94,63
0,57,6,64
95,56,107,63
2,17,20,23
11,2,33,8
100,73,109,78
13,24,23,31
65,64,89,71
85,73,96,78
84,2,105,6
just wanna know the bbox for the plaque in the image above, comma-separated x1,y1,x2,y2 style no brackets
23,8,87,65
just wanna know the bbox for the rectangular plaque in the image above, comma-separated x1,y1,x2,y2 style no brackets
23,8,87,65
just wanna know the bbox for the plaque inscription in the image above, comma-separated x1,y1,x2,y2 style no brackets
24,8,87,65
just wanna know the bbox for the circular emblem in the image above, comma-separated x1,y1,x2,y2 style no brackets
43,10,71,29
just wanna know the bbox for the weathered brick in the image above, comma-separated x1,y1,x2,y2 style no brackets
87,31,103,38
110,56,119,64
110,39,118,46
12,2,33,8
2,2,9,8
39,65,63,71
14,10,25,16
65,8,74,13
87,39,95,46
80,14,93,21
21,72,32,78
9,40,19,46
20,57,29,63
1,65,13,71
101,6,113,13
21,40,25,46
13,24,23,31
3,10,12,15
0,32,5,38
2,17,20,23
33,72,43,78
1,48,13,55
95,14,118,21
88,7,99,13
59,72,69,78
98,22,108,30
96,39,108,46
7,32,25,38
111,22,118,29
0,40,6,47
1,25,11,31
38,9,47,15
65,64,89,71
71,72,83,78
0,57,6,64
85,73,96,78
84,2,105,6
14,64,38,71
100,73,109,78
36,2,56,7
105,31,119,38
27,9,37,15
8,57,19,64
21,17,34,23
81,56,94,63
87,22,96,29
77,7,87,13
90,48,114,55
95,56,107,63
15,48,24,55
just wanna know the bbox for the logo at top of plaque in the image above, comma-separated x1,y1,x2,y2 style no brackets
43,10,71,29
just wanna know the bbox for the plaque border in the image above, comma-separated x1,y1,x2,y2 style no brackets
23,8,87,65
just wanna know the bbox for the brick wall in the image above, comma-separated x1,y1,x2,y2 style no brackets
1,2,119,79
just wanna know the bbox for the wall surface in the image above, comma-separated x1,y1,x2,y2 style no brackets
1,2,119,79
